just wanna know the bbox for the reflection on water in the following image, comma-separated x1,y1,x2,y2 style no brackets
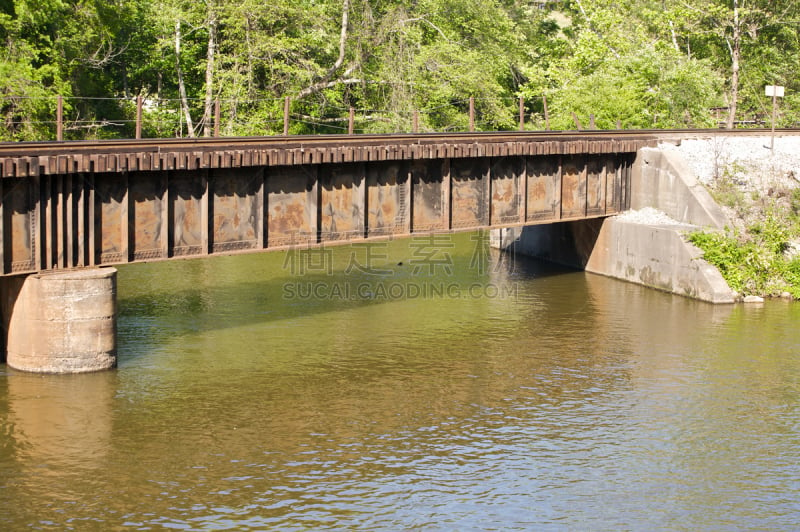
1,233,799,530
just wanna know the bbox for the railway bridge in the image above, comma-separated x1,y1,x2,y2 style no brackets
0,130,656,372
0,131,652,274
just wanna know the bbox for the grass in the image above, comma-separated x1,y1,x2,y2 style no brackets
689,211,800,299
689,156,800,299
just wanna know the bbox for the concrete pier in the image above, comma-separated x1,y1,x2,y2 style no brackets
1,268,117,373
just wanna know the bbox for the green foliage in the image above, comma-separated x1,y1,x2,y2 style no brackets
528,47,719,130
786,258,800,298
708,166,749,214
689,230,753,292
1,0,800,139
690,211,800,298
791,188,800,215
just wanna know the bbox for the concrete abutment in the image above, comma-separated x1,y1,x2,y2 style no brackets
492,146,737,304
1,268,117,373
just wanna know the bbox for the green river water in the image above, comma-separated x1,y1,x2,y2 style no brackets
1,232,799,530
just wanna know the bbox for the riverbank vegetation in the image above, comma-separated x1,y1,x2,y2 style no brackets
2,0,800,140
690,166,800,299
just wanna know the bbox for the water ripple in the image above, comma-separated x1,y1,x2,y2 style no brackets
2,248,800,530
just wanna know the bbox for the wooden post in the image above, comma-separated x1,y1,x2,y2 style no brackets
135,95,143,139
616,119,622,130
283,96,290,136
349,107,355,135
469,97,475,132
764,84,784,152
542,94,550,130
214,98,220,137
589,113,596,130
572,112,583,130
56,95,63,141
413,110,419,133
519,96,525,131
771,87,778,152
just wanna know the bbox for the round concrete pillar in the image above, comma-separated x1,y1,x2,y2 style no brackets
5,268,117,373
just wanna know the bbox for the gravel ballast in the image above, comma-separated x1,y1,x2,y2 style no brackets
659,135,800,191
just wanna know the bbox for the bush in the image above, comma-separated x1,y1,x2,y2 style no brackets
689,212,800,298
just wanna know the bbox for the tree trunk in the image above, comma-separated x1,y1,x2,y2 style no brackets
245,15,255,96
122,61,130,99
726,1,741,130
175,19,195,137
296,0,353,99
669,21,679,52
203,11,217,138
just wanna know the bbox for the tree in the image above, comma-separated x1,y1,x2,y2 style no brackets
684,0,800,128
2,0,799,139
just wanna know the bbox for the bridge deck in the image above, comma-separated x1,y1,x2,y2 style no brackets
0,130,656,178
0,131,655,275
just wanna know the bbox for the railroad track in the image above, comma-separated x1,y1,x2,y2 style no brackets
1,127,798,152
1,128,797,178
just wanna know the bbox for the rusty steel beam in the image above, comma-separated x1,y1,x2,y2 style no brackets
0,151,635,276
0,132,660,276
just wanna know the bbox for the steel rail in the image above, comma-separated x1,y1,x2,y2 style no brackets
1,128,798,157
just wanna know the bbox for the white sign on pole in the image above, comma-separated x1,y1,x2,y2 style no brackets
765,85,785,98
